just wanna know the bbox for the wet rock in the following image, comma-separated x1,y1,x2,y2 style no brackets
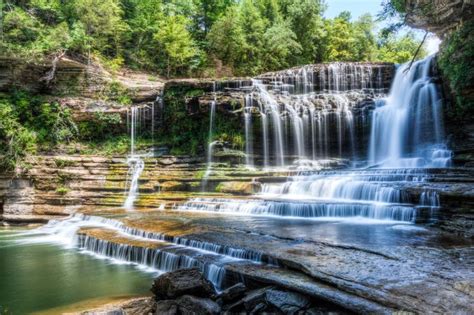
176,295,221,315
219,282,247,303
223,299,245,312
242,287,270,311
250,302,268,314
154,300,178,315
265,289,311,314
151,268,216,300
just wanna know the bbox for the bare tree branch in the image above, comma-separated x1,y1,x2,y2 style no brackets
40,50,66,84
404,31,428,73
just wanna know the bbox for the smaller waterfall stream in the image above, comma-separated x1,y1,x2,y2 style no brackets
202,84,217,186
124,106,146,210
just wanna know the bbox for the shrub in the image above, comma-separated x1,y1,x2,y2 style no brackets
438,21,474,119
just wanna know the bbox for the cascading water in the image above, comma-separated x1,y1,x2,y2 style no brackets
243,63,386,167
182,57,452,223
23,214,270,289
368,55,452,168
202,84,217,186
124,105,146,210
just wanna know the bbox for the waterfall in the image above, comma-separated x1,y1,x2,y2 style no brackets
203,84,217,186
124,105,147,210
420,190,440,208
177,168,446,223
368,55,452,168
242,63,386,167
124,157,144,210
24,214,278,289
244,94,254,167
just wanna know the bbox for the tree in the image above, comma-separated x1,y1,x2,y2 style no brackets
191,0,235,41
279,0,326,64
263,20,301,70
353,14,377,61
69,0,128,56
123,0,164,69
255,0,281,25
154,15,200,77
376,32,427,64
207,5,246,71
322,12,357,61
238,0,266,74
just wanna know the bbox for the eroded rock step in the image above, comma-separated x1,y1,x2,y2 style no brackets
64,212,474,314
76,227,239,288
71,216,392,313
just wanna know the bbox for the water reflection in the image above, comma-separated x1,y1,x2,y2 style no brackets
0,229,152,314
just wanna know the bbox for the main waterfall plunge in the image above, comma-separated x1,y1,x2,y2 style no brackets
369,56,451,168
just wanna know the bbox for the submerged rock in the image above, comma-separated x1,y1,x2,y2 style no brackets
151,268,216,300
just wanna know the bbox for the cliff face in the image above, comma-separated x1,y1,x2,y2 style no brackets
403,1,474,163
0,56,164,127
405,0,474,37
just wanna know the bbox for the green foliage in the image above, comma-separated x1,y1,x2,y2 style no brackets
0,100,37,170
9,91,78,144
69,0,129,56
78,112,124,141
103,81,132,105
154,15,201,77
54,158,76,168
207,5,246,71
280,0,326,63
438,21,474,119
162,86,242,155
0,92,82,170
376,32,427,64
55,186,70,195
0,0,427,76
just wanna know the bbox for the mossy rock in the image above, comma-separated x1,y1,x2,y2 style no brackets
214,150,246,165
160,181,189,192
215,181,262,195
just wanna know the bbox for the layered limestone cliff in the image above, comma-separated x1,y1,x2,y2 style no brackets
405,0,474,37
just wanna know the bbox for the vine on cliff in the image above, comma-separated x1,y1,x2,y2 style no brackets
438,20,474,119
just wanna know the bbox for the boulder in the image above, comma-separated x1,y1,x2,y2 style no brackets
242,287,270,311
154,300,178,315
218,282,247,303
265,289,311,314
151,268,216,300
176,295,221,315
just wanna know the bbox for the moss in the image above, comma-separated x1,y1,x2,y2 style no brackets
54,158,76,168
55,186,70,195
438,21,474,119
159,85,243,155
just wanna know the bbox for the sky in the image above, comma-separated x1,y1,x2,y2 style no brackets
323,0,441,54
324,0,384,20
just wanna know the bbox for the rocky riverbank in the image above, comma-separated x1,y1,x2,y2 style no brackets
78,268,346,315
